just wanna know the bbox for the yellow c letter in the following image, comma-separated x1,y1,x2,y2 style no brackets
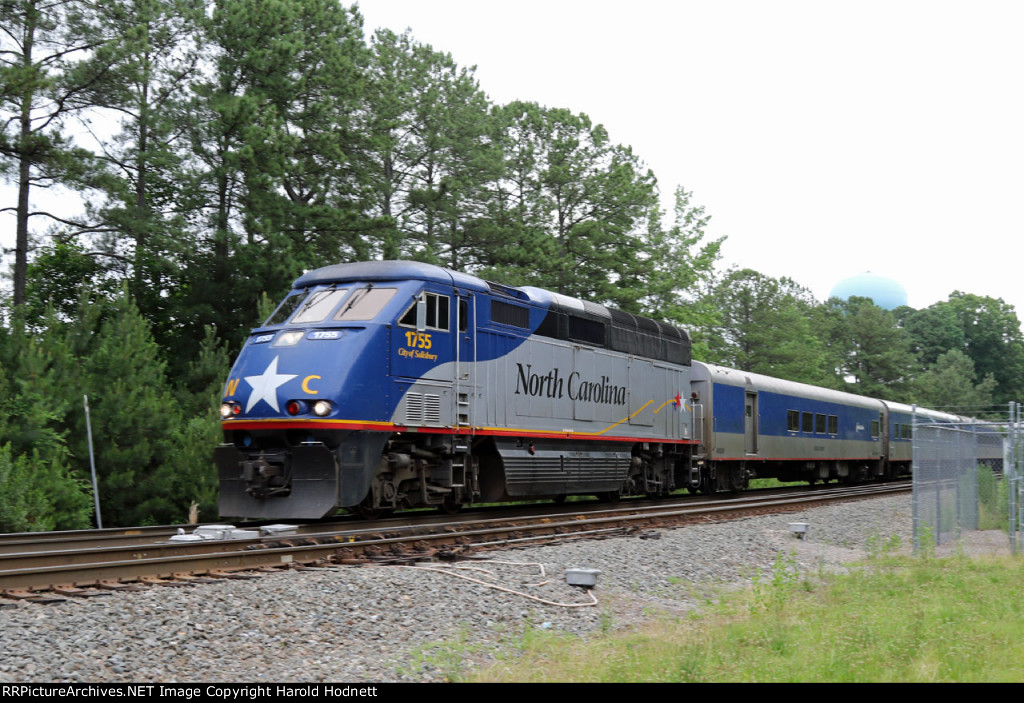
301,375,321,394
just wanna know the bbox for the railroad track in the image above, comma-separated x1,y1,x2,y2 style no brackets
0,482,909,602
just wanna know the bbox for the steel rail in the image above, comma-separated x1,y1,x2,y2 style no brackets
0,482,909,598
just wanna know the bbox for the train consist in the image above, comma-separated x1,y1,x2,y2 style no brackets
216,260,952,520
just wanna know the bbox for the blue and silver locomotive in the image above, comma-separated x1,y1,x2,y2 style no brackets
216,261,698,518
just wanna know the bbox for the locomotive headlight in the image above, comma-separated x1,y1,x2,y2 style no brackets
220,402,238,419
273,331,304,347
312,400,332,417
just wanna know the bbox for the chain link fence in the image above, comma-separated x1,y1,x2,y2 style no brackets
911,403,1023,554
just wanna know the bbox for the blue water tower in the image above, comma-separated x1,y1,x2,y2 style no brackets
829,271,909,310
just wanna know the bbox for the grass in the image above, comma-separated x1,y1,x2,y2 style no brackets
978,465,1007,531
747,477,790,490
455,545,1024,682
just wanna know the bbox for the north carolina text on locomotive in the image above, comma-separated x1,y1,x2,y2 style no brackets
513,363,627,405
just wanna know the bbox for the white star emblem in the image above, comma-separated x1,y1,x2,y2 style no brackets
244,356,298,413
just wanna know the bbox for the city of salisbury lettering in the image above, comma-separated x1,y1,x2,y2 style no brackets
514,363,627,405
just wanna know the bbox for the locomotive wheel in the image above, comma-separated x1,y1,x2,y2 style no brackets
353,494,389,520
597,490,621,503
552,494,567,504
354,505,382,520
439,493,463,515
701,474,717,495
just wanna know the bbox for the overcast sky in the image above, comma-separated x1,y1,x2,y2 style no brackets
359,0,1024,314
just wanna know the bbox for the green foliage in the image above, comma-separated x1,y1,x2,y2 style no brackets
977,465,1006,531
865,533,902,560
896,303,965,368
363,29,501,268
80,0,206,351
898,295,1024,405
0,444,57,532
171,0,372,360
170,324,230,521
0,290,219,529
912,349,996,409
0,312,95,530
701,269,826,384
746,478,788,489
23,241,120,323
944,293,1024,404
618,187,723,344
72,293,183,525
487,101,662,307
174,324,232,417
813,296,918,399
750,550,801,615
0,0,123,306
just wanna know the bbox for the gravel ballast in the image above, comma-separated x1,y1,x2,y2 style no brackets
0,494,1007,683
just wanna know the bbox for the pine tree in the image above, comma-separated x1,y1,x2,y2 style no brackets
177,0,370,350
0,310,95,530
703,269,827,384
0,444,54,532
362,29,501,267
618,186,723,336
913,349,996,410
75,0,204,351
67,292,183,525
489,101,660,304
0,0,117,307
815,296,917,399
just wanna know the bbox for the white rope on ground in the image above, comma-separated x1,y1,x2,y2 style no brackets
380,562,599,608
451,559,552,587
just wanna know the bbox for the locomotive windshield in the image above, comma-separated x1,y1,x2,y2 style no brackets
333,287,397,321
292,288,350,323
263,285,401,327
264,290,306,326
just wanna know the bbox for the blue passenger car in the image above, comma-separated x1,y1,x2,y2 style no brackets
690,362,895,487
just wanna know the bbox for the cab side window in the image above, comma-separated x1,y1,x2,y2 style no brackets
399,292,451,331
